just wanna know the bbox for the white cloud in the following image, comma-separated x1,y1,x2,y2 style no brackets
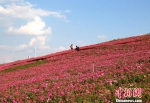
0,36,50,51
0,0,69,64
64,10,71,13
29,36,50,49
9,0,23,2
0,52,14,64
6,17,52,36
0,3,67,20
54,46,67,52
97,35,107,40
0,35,51,64
0,45,9,49
0,0,23,3
0,17,13,27
0,40,68,64
0,0,5,3
0,1,69,35
0,44,28,51
14,44,28,51
139,34,144,36
0,42,67,64
58,46,67,51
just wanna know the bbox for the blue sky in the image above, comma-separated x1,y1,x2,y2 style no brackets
0,0,150,64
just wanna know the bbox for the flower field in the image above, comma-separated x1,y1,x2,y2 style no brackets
0,34,150,103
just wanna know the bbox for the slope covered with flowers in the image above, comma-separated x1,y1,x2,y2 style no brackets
0,34,150,103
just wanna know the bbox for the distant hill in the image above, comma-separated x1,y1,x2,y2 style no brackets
0,34,150,102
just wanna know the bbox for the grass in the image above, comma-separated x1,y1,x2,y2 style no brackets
0,60,47,73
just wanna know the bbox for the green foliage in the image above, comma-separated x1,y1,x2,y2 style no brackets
0,60,47,73
26,92,35,100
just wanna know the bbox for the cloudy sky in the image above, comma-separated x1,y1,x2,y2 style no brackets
0,0,150,64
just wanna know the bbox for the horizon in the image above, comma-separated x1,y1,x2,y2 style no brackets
0,0,150,64
0,33,148,65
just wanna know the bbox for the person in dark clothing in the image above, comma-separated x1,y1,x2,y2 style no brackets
75,46,80,51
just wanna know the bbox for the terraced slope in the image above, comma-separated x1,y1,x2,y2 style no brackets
0,34,150,103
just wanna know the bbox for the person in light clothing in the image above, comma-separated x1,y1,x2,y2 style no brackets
70,44,73,50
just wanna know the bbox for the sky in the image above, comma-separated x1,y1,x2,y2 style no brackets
0,0,150,64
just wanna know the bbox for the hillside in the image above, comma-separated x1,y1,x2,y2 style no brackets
0,34,150,103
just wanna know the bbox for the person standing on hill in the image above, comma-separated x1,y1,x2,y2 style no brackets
70,44,73,50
